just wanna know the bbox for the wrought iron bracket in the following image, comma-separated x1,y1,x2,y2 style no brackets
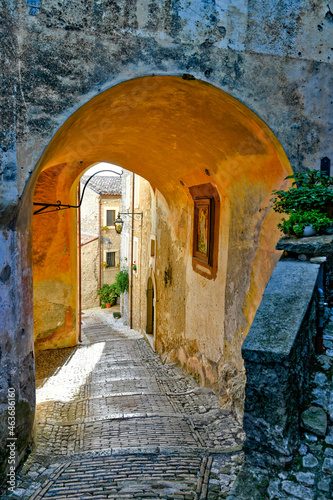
33,169,122,215
118,212,143,222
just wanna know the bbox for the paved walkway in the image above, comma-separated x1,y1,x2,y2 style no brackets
4,310,245,499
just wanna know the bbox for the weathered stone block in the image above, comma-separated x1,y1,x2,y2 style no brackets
276,235,333,256
281,480,315,499
303,454,319,468
301,406,328,437
242,260,320,465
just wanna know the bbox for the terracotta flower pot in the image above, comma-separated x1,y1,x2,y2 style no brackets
105,303,111,308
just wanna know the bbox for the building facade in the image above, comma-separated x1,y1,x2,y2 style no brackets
80,175,122,309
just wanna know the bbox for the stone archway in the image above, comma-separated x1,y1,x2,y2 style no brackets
1,75,293,484
29,76,292,356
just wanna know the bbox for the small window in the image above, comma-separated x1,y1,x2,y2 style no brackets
106,252,116,267
106,210,115,226
150,237,155,257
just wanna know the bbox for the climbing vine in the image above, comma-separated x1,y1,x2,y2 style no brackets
115,268,129,294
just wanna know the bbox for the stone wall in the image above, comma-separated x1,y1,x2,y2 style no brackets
1,1,332,206
80,183,99,236
0,227,35,488
242,259,320,466
277,234,333,305
81,239,99,309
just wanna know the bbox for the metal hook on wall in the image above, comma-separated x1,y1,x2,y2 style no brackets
33,169,123,215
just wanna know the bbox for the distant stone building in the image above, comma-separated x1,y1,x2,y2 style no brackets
80,175,122,309
120,172,153,338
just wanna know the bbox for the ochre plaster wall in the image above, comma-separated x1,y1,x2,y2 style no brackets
128,169,288,418
32,163,88,350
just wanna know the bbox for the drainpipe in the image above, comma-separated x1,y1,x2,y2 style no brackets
130,173,135,329
78,184,82,343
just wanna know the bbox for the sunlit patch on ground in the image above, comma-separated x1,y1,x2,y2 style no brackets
36,342,105,403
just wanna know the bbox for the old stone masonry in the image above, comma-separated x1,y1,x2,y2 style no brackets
262,317,333,500
2,310,245,500
228,308,333,500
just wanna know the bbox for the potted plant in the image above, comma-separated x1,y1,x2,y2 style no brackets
97,283,119,307
97,284,110,306
131,261,137,271
271,171,333,237
107,284,118,306
101,225,108,232
277,209,332,237
102,261,108,268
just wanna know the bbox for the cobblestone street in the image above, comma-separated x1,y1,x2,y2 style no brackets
3,310,245,499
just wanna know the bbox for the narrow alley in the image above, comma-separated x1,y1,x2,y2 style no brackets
4,310,245,499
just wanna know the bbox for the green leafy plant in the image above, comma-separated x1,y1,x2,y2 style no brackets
101,226,108,231
278,210,332,237
115,268,129,294
97,283,119,305
271,171,333,237
272,171,333,215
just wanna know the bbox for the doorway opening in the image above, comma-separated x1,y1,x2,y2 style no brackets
146,276,155,349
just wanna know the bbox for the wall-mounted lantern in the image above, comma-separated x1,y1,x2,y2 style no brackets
105,238,113,251
114,214,124,234
114,212,143,234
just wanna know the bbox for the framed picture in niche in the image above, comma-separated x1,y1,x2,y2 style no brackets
189,183,220,280
193,198,211,264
